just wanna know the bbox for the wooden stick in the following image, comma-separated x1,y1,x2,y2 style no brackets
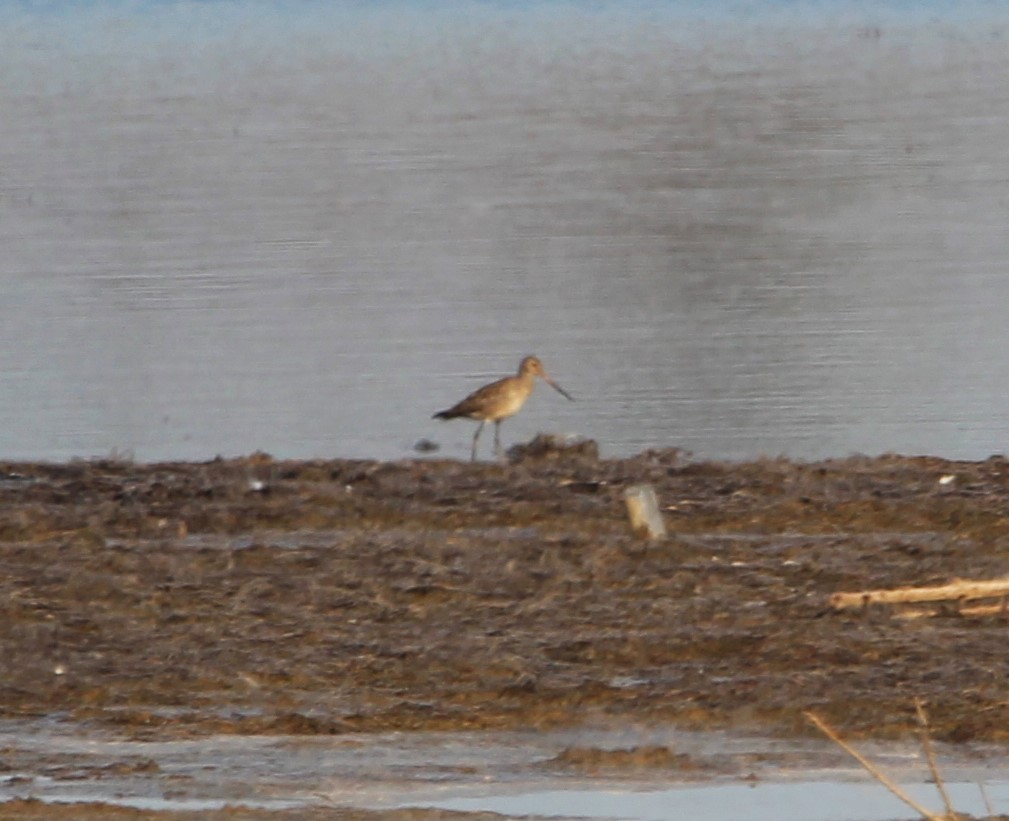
914,698,959,821
804,711,945,821
623,484,667,540
830,575,1009,610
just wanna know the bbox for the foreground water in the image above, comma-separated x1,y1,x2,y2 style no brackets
2,3,1009,463
2,721,1008,819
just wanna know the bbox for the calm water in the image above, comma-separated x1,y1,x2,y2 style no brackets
2,2,1009,463
3,720,1008,818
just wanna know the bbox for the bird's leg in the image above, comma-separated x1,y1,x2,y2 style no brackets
471,421,484,462
494,420,504,462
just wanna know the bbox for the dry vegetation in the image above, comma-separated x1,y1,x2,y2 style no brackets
1,446,1009,746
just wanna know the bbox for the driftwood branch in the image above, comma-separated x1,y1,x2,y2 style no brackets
830,575,1009,611
898,601,1009,620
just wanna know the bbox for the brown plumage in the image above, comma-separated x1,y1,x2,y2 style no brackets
433,355,574,462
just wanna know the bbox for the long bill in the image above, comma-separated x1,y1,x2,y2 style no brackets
543,376,574,401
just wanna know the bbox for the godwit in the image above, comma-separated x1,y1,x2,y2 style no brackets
433,355,574,462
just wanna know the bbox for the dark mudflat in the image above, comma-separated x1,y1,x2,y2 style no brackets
2,444,1008,756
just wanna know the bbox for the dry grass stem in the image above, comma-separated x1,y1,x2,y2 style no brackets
914,698,959,821
978,782,996,818
804,711,946,821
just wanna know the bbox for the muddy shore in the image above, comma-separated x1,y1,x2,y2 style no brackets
2,444,1009,816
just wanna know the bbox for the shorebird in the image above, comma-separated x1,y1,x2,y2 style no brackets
433,356,574,462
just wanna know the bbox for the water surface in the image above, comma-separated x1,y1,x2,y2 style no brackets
2,2,1008,462
2,720,1008,819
